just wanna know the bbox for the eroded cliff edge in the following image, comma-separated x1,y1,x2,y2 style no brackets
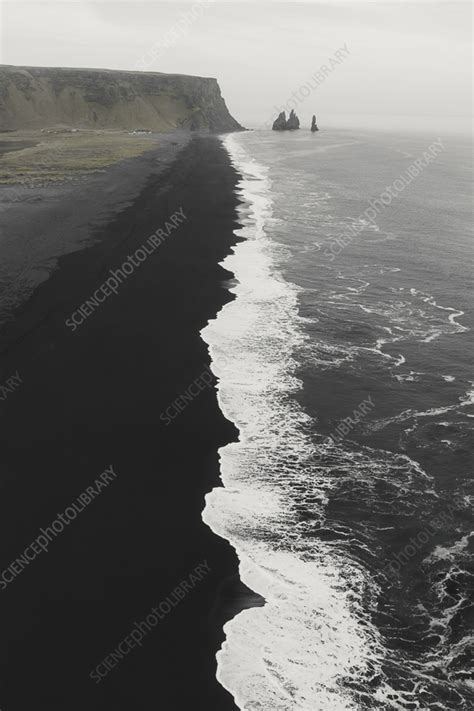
0,65,243,132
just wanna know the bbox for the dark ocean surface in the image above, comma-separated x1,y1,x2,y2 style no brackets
203,127,473,709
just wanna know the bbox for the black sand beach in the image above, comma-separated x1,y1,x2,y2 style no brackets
0,135,249,710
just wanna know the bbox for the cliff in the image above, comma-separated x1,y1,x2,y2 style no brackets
0,65,243,133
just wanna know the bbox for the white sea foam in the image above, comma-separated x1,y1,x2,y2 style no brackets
298,271,468,376
368,381,474,433
428,534,471,563
200,134,385,710
198,131,472,710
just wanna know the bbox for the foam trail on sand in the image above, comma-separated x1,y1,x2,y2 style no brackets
200,134,384,710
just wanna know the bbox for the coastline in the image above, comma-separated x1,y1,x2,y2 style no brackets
0,135,248,710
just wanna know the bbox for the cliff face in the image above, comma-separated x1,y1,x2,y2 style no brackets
0,65,243,132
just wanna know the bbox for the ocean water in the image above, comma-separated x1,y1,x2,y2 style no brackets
201,127,473,710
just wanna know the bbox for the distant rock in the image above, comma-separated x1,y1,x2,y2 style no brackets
287,109,300,129
311,115,319,132
272,111,287,130
272,109,300,131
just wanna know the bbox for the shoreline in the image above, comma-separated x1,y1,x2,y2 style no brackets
0,135,249,710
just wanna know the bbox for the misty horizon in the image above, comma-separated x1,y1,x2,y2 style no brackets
1,1,472,135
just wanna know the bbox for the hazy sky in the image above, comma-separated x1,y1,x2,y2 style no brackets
1,1,472,132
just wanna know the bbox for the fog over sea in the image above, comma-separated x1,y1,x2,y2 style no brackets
202,127,473,710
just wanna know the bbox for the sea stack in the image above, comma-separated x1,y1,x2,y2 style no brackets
311,115,319,132
272,111,288,130
286,109,300,129
272,109,300,130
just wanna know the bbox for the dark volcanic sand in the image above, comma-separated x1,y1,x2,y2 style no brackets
0,135,250,710
0,131,190,326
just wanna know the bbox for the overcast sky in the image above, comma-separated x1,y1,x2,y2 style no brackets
1,1,472,133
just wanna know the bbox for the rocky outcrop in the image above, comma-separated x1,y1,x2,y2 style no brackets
272,111,287,131
286,109,300,130
272,109,300,131
0,65,243,133
311,115,319,132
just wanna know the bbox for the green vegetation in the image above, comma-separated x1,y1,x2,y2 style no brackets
0,130,156,185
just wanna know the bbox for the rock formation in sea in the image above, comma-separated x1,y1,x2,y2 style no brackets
272,111,287,130
311,115,319,132
0,65,243,133
287,109,300,129
272,109,300,131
